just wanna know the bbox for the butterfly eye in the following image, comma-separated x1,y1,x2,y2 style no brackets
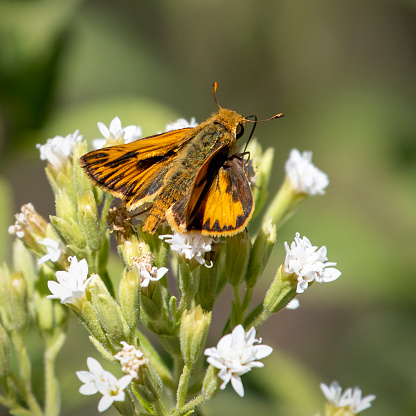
236,123,245,139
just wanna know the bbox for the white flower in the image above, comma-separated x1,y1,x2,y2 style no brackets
131,253,168,287
36,130,82,170
8,203,47,240
204,325,273,397
93,117,142,149
284,233,341,294
47,256,91,305
286,298,300,310
114,341,149,379
320,381,376,414
37,238,63,265
159,232,214,268
77,357,132,413
165,117,198,132
285,148,329,195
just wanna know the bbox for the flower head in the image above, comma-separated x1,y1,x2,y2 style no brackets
37,238,64,265
320,381,376,414
204,325,273,397
285,149,329,195
131,252,168,288
47,256,91,307
76,357,132,412
93,117,142,149
114,341,149,380
8,204,49,255
165,117,198,132
159,232,215,268
36,130,82,171
284,232,341,293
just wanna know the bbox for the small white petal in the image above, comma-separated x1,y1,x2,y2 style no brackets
97,395,114,412
231,375,245,397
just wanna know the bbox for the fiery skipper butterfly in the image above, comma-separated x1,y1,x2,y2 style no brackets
79,83,283,236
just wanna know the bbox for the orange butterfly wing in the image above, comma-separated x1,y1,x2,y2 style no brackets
80,128,192,209
167,154,254,236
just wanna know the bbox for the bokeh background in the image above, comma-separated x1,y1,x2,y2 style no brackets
1,0,416,415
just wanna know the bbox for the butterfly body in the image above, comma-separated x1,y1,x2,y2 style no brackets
80,107,260,236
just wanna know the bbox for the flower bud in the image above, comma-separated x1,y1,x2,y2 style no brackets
78,191,101,251
245,139,275,217
202,365,220,398
55,189,77,224
118,269,140,334
263,265,297,314
246,217,276,288
8,272,29,331
50,215,85,248
87,275,129,348
0,324,11,377
8,203,48,255
178,255,201,298
180,305,212,365
226,229,251,287
73,140,93,196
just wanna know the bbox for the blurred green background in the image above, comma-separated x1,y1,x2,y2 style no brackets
1,0,416,415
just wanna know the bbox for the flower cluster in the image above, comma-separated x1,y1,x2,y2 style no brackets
131,252,168,287
77,357,132,412
284,232,341,293
321,381,376,414
114,342,149,380
2,113,372,416
159,232,215,267
204,325,273,397
36,130,82,171
285,148,329,195
93,117,142,149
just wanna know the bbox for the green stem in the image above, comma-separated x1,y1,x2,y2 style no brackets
180,392,209,415
44,332,66,416
152,398,168,416
249,308,271,329
11,332,43,416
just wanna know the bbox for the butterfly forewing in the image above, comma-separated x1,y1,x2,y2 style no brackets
80,128,192,207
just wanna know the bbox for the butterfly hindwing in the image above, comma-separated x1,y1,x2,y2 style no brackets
168,155,254,236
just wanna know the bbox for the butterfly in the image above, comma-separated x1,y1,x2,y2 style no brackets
79,83,283,237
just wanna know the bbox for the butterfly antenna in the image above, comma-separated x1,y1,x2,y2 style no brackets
213,82,222,109
244,115,257,152
245,112,284,123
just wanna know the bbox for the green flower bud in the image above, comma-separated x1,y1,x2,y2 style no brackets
0,323,11,377
246,217,276,288
55,189,77,224
77,191,101,251
35,292,68,335
87,275,128,348
180,305,211,365
263,265,297,314
119,269,141,335
8,272,29,331
50,215,85,248
73,141,93,196
202,365,220,398
245,139,275,217
226,229,251,287
178,255,201,298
